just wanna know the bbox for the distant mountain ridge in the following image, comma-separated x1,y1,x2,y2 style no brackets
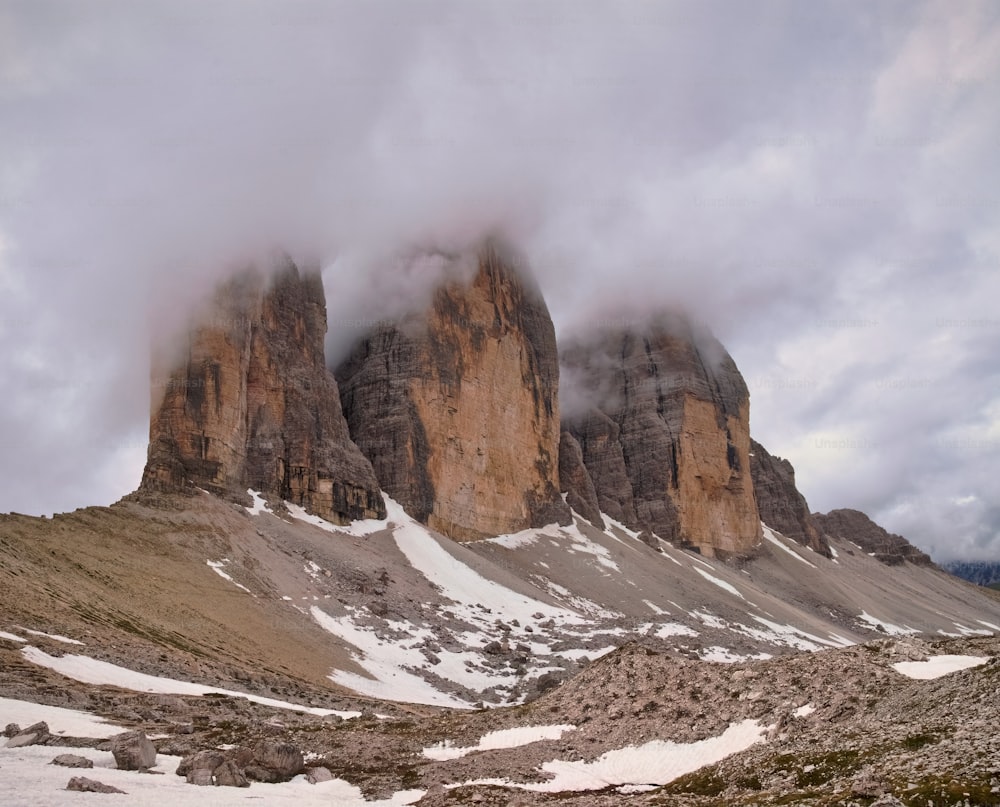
943,560,1000,587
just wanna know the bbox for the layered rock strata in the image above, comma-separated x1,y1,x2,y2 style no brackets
813,509,933,566
141,260,385,522
560,314,761,556
749,439,830,556
336,243,571,541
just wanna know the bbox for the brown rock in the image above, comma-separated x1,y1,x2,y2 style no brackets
561,313,762,556
177,749,227,785
51,754,94,768
305,766,334,784
813,509,933,566
110,730,157,770
212,759,250,788
141,258,385,523
749,439,830,556
247,739,304,782
6,721,50,747
66,777,126,794
337,241,571,540
558,431,605,528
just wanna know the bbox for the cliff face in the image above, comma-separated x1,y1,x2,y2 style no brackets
561,315,761,557
813,509,933,566
750,439,830,556
141,260,385,522
336,243,571,541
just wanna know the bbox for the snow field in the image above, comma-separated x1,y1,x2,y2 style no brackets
423,724,576,760
891,654,990,679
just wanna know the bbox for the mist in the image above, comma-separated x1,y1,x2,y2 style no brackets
1,0,998,560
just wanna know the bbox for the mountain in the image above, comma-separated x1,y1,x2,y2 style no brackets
943,560,1000,587
560,313,761,557
813,508,933,566
335,241,570,541
749,439,830,556
141,258,385,523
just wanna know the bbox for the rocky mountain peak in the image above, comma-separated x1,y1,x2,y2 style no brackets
336,241,571,541
813,508,933,566
140,258,385,522
560,312,762,557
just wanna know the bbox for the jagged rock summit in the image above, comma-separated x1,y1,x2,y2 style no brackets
141,258,385,523
814,508,934,566
336,241,571,541
749,438,830,556
560,313,762,557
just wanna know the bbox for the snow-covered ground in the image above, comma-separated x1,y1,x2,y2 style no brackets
891,655,991,680
423,724,575,760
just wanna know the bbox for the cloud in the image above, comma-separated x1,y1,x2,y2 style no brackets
0,0,997,559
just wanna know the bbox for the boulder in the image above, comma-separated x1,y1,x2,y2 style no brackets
51,754,94,768
6,721,50,748
246,740,304,782
110,730,157,771
66,777,126,794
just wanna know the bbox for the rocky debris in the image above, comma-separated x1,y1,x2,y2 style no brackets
51,754,94,768
66,777,126,794
305,766,334,784
141,258,385,523
3,722,20,737
337,241,571,540
6,720,50,747
814,509,933,566
558,431,604,528
561,313,762,556
177,741,304,787
749,438,830,556
110,730,157,770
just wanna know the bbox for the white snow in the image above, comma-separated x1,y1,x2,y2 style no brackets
891,655,990,680
0,630,26,643
694,567,745,599
0,742,424,805
643,600,669,615
557,646,617,661
762,525,817,568
646,622,698,639
700,647,771,664
245,488,272,516
423,725,575,760
858,611,919,636
17,628,85,645
0,696,125,739
486,525,544,549
285,500,390,538
206,559,252,594
453,719,768,792
794,703,816,718
20,647,361,719
828,545,839,559
977,620,1000,632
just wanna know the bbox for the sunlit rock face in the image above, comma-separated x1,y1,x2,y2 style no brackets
336,241,570,541
142,259,385,522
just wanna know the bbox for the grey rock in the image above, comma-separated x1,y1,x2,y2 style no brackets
66,777,126,794
305,766,334,784
110,730,157,770
750,438,830,555
212,759,250,788
558,430,605,528
177,749,227,784
51,754,94,768
3,723,19,738
248,740,303,782
813,509,933,566
6,721,50,747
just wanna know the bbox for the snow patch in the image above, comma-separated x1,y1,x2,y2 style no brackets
891,655,990,680
858,611,919,636
794,703,816,718
694,567,745,599
762,525,817,568
423,725,575,760
245,488,272,516
0,630,27,643
0,696,125,739
453,719,768,792
206,559,252,594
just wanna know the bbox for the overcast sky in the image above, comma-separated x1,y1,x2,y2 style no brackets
1,1,998,561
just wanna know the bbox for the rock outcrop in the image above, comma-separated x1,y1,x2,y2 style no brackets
141,259,385,523
336,242,571,541
749,439,830,556
813,509,933,566
558,431,604,529
560,314,761,556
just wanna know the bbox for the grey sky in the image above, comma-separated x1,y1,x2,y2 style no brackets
1,1,997,561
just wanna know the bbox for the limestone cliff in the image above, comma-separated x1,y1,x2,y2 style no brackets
813,509,933,566
336,242,571,541
749,439,830,556
141,260,385,522
561,314,761,557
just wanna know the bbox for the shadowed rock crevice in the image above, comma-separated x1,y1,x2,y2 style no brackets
141,259,385,523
